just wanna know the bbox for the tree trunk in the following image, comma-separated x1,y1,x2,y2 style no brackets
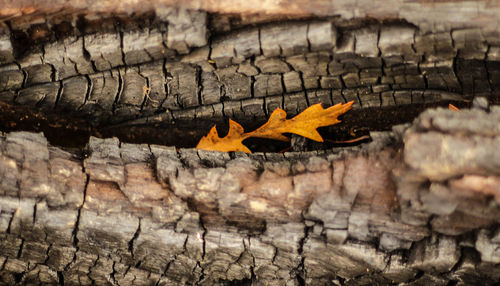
1,1,500,285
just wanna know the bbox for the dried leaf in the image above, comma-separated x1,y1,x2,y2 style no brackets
449,103,460,111
196,120,253,153
196,101,354,153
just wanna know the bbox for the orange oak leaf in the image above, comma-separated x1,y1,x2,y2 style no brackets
448,103,460,111
196,119,254,153
196,101,354,153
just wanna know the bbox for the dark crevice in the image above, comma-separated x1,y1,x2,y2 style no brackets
32,203,37,224
0,18,497,154
414,270,425,280
420,66,430,92
16,238,24,258
195,261,206,286
0,98,469,151
119,31,127,66
41,46,51,77
298,73,309,107
13,271,24,284
80,74,93,108
339,88,349,104
13,62,28,89
0,258,7,271
54,80,64,108
296,274,305,286
161,58,170,109
65,173,90,272
196,66,203,106
81,36,91,62
43,243,53,265
6,212,15,234
112,69,124,114
338,74,347,91
110,261,118,286
7,20,31,60
295,221,310,285
87,255,98,285
389,90,397,106
452,57,464,93
250,75,256,100
279,73,286,99
262,96,268,118
220,100,227,119
257,28,263,56
355,88,363,108
57,271,65,286
482,46,493,95
143,48,155,62
305,23,312,53
128,218,142,260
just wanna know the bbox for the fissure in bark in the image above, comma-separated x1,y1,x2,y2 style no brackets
0,0,500,285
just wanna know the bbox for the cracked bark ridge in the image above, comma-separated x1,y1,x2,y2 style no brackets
1,107,500,285
1,9,499,126
3,0,500,30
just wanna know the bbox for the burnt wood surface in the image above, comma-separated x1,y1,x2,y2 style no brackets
1,107,500,285
0,0,500,285
0,1,499,128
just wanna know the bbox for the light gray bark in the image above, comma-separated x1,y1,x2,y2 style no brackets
1,107,500,285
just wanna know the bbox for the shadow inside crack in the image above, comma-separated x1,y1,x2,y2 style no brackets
0,100,470,152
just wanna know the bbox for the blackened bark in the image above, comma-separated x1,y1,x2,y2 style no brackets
0,1,500,285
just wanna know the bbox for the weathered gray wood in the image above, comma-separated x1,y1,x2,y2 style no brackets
1,1,500,285
1,17,496,125
1,107,500,285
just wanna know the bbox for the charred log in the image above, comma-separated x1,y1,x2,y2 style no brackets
0,1,500,285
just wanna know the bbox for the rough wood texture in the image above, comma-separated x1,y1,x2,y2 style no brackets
0,21,494,125
3,0,500,30
0,106,499,285
0,3,498,125
1,1,500,285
